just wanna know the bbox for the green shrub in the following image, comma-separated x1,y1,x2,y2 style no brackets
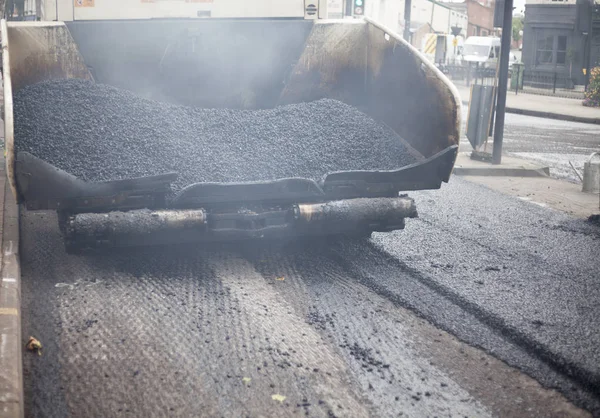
584,66,600,107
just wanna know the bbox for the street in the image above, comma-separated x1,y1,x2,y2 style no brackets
461,104,600,183
503,114,600,182
20,175,599,417
3,3,600,418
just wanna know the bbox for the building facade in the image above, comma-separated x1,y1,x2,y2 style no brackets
362,0,467,46
522,0,593,86
443,0,495,37
398,0,468,35
591,3,600,71
465,0,494,35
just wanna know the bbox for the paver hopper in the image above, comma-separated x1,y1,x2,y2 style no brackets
2,18,460,251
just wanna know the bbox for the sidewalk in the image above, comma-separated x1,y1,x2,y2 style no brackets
454,83,600,124
0,74,23,418
453,152,600,219
453,153,550,177
0,168,22,418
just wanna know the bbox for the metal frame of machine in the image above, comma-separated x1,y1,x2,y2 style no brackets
36,0,328,21
2,16,461,252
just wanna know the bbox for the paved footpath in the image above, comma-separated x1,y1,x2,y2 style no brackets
0,167,22,418
0,71,23,418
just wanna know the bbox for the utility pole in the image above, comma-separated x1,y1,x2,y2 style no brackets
345,0,353,17
491,0,514,165
404,0,412,43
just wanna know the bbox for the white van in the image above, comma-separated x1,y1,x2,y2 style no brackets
462,36,501,69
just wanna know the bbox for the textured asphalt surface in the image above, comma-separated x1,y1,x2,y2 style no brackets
370,180,600,409
14,80,416,191
20,178,599,417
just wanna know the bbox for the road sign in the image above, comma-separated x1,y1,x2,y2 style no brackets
493,0,504,28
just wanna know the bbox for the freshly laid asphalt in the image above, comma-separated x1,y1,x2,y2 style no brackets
19,177,600,417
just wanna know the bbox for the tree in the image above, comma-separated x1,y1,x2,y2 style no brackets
512,16,524,43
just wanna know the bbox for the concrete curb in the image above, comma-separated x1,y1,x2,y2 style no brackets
453,166,550,177
453,152,551,178
504,107,600,125
461,99,600,125
0,174,22,418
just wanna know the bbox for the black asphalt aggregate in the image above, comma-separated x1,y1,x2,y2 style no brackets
370,178,600,412
14,79,417,192
19,178,600,416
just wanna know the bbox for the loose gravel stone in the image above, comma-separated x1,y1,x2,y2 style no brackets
14,79,418,193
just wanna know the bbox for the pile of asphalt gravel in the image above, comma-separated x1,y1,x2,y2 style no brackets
14,79,417,192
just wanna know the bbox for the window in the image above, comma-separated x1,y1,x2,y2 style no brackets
536,36,554,65
535,34,568,67
463,44,490,56
556,35,567,64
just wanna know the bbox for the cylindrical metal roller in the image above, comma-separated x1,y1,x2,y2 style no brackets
295,197,417,232
64,197,417,252
65,209,207,251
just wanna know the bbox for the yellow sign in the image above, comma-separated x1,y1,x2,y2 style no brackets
583,68,587,75
74,0,95,7
424,34,437,54
452,38,458,47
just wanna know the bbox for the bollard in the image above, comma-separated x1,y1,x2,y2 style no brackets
582,152,600,194
466,63,471,86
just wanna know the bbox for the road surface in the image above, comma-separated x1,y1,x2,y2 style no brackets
20,177,599,417
461,106,600,182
